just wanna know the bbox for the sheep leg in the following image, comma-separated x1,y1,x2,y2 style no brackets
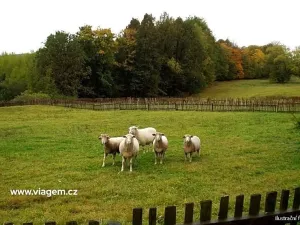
134,154,137,165
185,153,188,161
150,143,154,152
154,152,158,165
112,153,116,166
189,153,192,163
160,152,164,164
121,157,125,172
102,153,108,167
129,158,133,172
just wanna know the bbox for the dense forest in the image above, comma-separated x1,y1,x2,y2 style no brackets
0,12,300,101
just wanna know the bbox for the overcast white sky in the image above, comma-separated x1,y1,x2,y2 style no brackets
0,0,299,54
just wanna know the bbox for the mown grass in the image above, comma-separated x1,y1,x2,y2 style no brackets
196,76,300,99
0,106,300,224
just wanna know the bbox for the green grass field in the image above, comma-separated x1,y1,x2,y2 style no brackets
196,76,300,99
0,106,300,224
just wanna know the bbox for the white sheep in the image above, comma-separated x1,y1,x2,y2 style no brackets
152,132,168,164
119,133,139,172
183,134,201,162
128,126,156,153
98,134,125,167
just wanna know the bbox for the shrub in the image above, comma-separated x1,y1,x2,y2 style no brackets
11,90,52,102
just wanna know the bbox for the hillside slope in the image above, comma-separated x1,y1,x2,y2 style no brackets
195,76,300,99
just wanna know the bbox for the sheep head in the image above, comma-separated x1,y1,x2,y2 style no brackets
152,132,165,141
123,133,136,145
183,134,194,143
99,134,110,144
128,126,138,135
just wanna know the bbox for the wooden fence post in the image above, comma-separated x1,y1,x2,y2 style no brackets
45,222,56,225
280,189,290,211
184,203,194,224
234,195,244,218
132,208,143,225
164,206,176,225
249,194,261,216
200,200,212,222
265,191,277,214
218,195,229,220
292,187,300,209
66,221,77,225
149,207,157,225
88,220,99,225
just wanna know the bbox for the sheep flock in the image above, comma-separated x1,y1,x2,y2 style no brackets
98,126,201,172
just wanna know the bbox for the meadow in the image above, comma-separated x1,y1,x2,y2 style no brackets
196,76,300,99
0,105,300,224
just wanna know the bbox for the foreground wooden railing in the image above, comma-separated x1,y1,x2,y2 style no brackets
131,187,300,225
4,187,300,225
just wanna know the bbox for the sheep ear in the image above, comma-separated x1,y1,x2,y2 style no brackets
152,133,156,136
162,133,165,136
182,135,186,138
132,135,136,138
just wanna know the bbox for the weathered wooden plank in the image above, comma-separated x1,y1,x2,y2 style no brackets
132,208,143,225
280,189,290,211
88,220,99,225
200,200,212,222
249,194,261,216
234,195,244,218
45,222,56,225
184,202,194,224
66,221,77,225
164,206,176,225
218,196,229,220
292,187,300,209
265,191,277,213
149,207,157,225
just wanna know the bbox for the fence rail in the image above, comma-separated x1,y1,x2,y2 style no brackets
4,187,300,225
1,98,300,113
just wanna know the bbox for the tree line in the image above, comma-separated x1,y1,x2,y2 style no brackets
1,12,300,101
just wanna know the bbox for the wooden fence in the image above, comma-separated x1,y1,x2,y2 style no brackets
1,98,300,113
3,187,300,225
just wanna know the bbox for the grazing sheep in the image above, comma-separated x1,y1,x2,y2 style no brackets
119,133,139,172
152,132,168,164
183,134,201,162
98,134,125,167
128,126,156,153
